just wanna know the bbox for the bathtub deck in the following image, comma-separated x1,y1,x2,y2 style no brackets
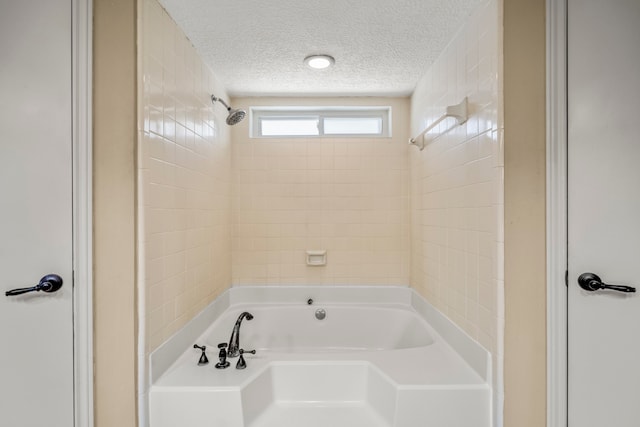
248,402,390,427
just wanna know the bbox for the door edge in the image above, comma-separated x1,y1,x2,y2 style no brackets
72,0,94,425
546,0,568,426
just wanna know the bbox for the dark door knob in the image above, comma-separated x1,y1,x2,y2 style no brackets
5,274,63,296
578,272,636,293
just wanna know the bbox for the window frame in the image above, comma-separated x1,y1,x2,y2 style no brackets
250,106,392,138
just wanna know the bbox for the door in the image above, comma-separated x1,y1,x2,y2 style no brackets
568,0,640,425
0,0,75,426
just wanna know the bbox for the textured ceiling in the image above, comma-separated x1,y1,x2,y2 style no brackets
158,0,484,97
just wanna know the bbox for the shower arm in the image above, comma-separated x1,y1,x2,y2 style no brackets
211,95,231,111
210,93,246,126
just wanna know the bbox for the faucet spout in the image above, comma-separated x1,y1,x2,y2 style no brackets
228,311,253,357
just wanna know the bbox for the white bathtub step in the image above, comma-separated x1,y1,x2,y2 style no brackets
248,401,391,427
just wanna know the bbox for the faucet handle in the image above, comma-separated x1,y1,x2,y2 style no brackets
236,349,256,370
193,344,209,366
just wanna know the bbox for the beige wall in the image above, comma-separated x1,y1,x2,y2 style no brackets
138,0,232,357
409,0,504,418
94,0,234,425
503,0,547,425
230,97,410,286
93,0,137,426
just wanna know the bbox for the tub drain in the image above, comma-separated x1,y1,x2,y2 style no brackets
315,308,326,320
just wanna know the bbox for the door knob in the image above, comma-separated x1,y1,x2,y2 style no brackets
578,272,636,293
5,274,63,296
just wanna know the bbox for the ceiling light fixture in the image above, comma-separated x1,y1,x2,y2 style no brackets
304,54,335,70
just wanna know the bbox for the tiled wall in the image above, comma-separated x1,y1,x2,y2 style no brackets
409,0,503,420
136,0,502,423
138,0,232,357
230,97,410,286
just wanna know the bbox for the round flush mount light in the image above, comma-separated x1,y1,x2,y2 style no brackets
304,54,335,70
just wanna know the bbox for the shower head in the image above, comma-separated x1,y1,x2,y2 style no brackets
226,108,246,126
211,94,246,126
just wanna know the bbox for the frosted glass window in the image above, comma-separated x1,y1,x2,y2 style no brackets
251,107,391,138
324,117,382,135
260,118,319,136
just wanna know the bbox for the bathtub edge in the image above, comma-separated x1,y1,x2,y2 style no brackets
228,284,413,305
149,290,231,384
410,290,491,383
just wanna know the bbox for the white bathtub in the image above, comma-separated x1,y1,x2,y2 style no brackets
149,287,491,427
208,304,434,353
